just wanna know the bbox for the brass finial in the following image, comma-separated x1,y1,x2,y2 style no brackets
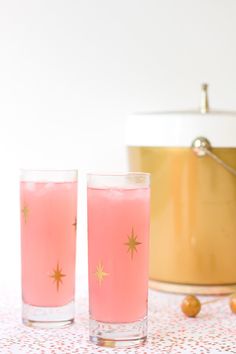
200,83,209,114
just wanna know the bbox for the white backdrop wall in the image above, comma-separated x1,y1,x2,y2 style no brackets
1,0,236,294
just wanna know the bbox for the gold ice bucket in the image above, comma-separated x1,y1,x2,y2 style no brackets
126,85,236,294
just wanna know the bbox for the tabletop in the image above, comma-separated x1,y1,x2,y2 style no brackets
0,289,236,354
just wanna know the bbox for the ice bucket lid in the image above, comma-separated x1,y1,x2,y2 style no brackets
126,85,236,148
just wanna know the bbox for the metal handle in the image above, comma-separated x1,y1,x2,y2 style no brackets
192,137,236,177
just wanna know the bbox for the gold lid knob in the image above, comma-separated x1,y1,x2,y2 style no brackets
200,83,209,114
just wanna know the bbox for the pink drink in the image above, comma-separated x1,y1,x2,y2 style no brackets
20,181,77,307
88,186,150,323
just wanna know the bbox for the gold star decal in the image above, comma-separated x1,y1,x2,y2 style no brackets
124,227,142,259
72,217,77,231
21,205,29,224
49,263,66,292
94,261,109,286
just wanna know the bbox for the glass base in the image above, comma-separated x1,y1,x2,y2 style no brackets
149,279,236,295
89,316,147,348
22,300,74,328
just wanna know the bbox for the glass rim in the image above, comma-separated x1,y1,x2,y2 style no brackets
20,168,78,173
87,172,150,177
87,172,150,188
20,169,78,182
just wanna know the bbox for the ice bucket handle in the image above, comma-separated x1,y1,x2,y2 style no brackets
192,137,236,177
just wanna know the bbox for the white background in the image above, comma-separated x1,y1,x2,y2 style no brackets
1,0,236,295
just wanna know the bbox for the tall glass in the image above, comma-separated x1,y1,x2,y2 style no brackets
87,173,150,348
20,170,77,328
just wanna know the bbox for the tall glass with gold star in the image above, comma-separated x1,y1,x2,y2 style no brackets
87,173,150,348
20,170,77,328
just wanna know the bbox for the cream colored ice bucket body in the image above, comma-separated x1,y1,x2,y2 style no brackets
126,95,236,294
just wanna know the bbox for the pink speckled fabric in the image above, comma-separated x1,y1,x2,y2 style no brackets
0,289,235,354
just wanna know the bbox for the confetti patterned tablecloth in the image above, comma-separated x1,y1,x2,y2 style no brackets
0,290,236,354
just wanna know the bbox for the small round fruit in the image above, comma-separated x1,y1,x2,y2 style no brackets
229,293,236,314
181,295,201,317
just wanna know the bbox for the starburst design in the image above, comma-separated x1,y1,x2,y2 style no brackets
125,227,142,259
21,205,29,224
72,217,77,231
50,263,66,291
94,261,109,286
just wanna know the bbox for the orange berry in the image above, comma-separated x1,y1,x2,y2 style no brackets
181,295,201,317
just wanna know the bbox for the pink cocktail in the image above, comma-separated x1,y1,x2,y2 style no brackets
20,170,77,328
87,173,150,348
